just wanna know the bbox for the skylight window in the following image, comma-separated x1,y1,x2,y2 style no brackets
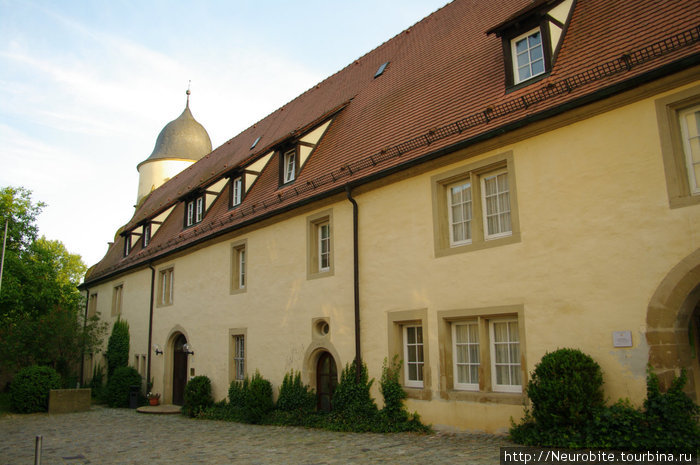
374,61,390,78
250,136,261,150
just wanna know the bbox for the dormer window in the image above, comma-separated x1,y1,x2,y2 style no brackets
124,234,132,256
232,176,244,206
143,223,151,247
512,28,545,84
283,148,297,183
185,195,205,227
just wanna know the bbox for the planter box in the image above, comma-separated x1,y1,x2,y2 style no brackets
48,388,91,414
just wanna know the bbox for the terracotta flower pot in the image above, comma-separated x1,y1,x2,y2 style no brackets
149,398,160,406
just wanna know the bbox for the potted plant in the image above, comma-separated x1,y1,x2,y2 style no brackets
147,392,161,406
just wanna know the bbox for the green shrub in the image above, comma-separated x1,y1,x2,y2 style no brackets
527,348,604,429
105,318,130,377
104,366,141,408
330,360,378,431
9,365,62,413
182,375,214,418
380,355,408,422
243,371,273,424
228,377,249,408
89,363,105,400
277,369,315,413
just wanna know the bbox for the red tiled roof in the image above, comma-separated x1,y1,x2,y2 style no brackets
84,0,700,284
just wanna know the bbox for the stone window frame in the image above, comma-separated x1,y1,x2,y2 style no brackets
307,209,334,280
111,283,123,317
656,84,700,209
437,304,526,404
431,151,521,258
387,308,431,400
157,266,174,307
230,239,247,294
87,292,98,318
228,328,247,384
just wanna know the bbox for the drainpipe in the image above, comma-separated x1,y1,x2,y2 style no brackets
345,185,362,383
146,264,156,393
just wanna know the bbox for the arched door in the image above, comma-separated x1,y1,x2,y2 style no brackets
316,352,337,412
172,334,188,405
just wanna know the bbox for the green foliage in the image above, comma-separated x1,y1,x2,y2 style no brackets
9,365,61,413
380,355,408,422
104,366,141,408
526,348,604,428
0,187,106,383
89,363,105,400
510,352,700,452
330,360,378,431
243,371,274,424
228,377,249,408
277,369,315,413
182,375,214,418
105,319,130,377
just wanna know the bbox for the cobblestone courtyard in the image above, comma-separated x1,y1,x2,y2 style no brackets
0,406,513,464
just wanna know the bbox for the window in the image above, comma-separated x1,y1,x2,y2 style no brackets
87,293,98,318
511,28,545,84
111,284,123,317
432,152,520,256
185,195,204,227
283,148,296,183
679,105,700,195
143,224,151,247
437,305,525,401
656,85,700,208
123,234,131,257
403,325,424,388
228,328,247,384
232,176,243,206
452,322,479,390
233,335,245,380
231,240,247,294
307,210,333,278
158,267,174,306
387,309,431,399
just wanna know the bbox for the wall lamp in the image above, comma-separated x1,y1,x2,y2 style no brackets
182,343,194,356
152,344,163,355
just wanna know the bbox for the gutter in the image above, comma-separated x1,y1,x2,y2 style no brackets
146,264,156,393
345,185,362,382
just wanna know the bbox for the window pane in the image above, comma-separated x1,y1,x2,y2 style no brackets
528,31,541,47
531,59,545,75
515,37,528,53
416,327,423,343
470,365,479,383
408,345,417,362
496,365,508,385
408,364,417,380
406,327,416,344
416,364,423,381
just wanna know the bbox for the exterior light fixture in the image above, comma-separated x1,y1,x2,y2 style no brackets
182,343,194,355
153,344,163,355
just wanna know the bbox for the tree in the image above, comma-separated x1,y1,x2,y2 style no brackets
0,186,106,384
106,318,130,377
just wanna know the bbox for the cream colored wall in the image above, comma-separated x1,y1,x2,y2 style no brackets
137,159,194,204
94,79,700,432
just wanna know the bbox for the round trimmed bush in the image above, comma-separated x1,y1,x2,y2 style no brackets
105,366,142,408
182,375,214,417
10,365,62,413
527,348,604,428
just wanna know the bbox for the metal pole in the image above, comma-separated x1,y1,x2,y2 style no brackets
0,219,8,295
34,435,42,465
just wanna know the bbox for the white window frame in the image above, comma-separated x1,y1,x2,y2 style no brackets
195,196,204,223
232,176,243,206
186,201,195,226
489,318,521,393
511,28,545,84
238,247,246,289
452,321,480,391
283,148,296,183
318,222,330,272
143,224,151,247
679,105,700,195
403,325,424,388
233,335,245,380
447,180,473,246
481,169,512,240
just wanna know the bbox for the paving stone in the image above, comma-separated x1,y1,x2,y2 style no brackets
0,406,513,464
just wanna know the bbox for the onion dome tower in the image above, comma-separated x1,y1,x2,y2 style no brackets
136,88,212,205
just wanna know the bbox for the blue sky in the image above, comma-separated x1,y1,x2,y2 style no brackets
0,0,449,267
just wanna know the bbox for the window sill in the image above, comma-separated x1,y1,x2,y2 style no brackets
440,389,524,405
405,386,432,401
437,232,521,258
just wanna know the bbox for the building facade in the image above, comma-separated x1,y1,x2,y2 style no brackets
81,0,700,432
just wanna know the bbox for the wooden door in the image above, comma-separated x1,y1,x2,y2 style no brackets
316,352,337,412
173,334,188,405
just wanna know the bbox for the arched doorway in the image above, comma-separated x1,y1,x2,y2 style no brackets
172,334,188,405
647,249,700,400
316,352,338,412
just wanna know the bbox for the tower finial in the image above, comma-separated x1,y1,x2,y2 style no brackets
186,80,191,108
